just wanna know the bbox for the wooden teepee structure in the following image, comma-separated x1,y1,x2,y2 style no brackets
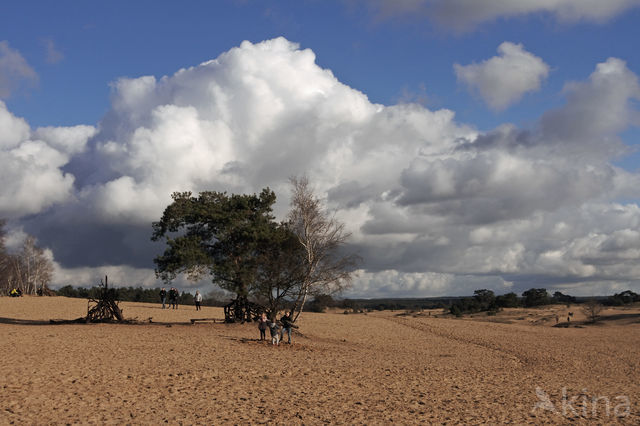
86,276,123,322
223,296,264,323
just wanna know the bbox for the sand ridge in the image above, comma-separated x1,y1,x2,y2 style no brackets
1,296,638,424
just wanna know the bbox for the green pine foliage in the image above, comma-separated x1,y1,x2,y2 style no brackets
151,189,278,298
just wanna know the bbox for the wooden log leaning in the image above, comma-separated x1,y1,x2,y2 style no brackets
190,318,224,324
50,317,86,324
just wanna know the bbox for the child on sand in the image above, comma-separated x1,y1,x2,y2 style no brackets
258,312,268,341
268,320,280,345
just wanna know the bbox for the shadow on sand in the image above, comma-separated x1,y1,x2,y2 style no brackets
553,312,640,327
0,317,54,326
599,312,640,322
0,316,196,327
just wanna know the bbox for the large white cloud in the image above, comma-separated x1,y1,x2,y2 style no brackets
7,37,640,297
454,42,549,111
0,101,95,218
540,57,640,154
355,56,640,291
363,0,640,31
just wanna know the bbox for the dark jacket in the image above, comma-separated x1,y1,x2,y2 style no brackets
280,314,296,329
258,317,268,330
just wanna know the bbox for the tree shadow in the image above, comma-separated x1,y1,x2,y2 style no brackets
599,312,640,322
553,312,640,328
0,317,53,326
0,316,192,327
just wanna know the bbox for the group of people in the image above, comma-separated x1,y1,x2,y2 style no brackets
9,288,23,297
159,287,180,309
257,311,298,345
157,287,298,344
159,288,203,310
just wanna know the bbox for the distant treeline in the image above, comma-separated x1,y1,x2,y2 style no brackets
54,286,359,311
444,289,640,317
55,285,229,307
52,286,639,315
314,289,640,316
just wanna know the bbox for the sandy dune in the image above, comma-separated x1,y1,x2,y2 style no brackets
1,296,638,424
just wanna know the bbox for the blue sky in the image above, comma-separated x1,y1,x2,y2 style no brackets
5,1,639,131
2,1,640,297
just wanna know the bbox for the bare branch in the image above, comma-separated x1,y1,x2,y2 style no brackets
287,175,361,321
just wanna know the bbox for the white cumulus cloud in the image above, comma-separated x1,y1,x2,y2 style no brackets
0,101,95,218
540,57,640,153
5,38,640,298
454,42,549,111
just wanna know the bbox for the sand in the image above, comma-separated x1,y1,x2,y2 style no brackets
1,296,638,424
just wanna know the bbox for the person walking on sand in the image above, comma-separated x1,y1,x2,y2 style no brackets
169,287,178,309
159,287,167,309
194,290,202,311
257,312,268,341
280,311,298,344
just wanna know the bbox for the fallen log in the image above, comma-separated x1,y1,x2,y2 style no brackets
49,317,141,325
190,318,224,324
49,317,86,324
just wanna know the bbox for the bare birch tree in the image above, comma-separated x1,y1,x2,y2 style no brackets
287,176,360,321
9,236,54,295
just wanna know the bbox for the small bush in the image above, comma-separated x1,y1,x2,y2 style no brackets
449,304,463,317
582,300,603,323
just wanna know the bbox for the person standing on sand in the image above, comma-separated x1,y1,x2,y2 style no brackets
257,312,268,341
160,288,167,309
169,287,178,309
194,290,202,311
280,311,297,344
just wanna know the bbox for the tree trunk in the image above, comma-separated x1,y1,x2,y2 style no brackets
291,283,309,323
